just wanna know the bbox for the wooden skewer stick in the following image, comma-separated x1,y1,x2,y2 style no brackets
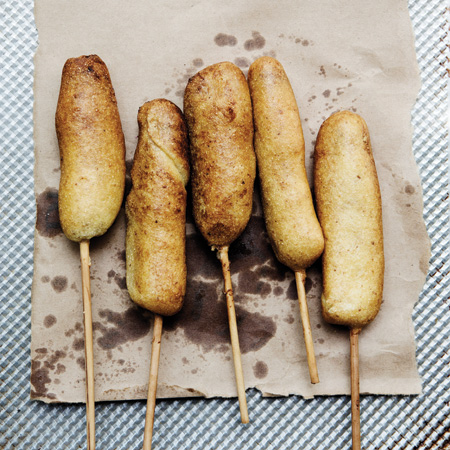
295,270,319,384
79,240,96,450
350,327,362,450
217,246,249,424
143,314,164,450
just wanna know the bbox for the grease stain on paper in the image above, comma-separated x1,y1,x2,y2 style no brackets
244,31,266,51
214,33,238,47
30,350,67,399
51,276,68,293
36,188,62,238
44,315,57,328
253,360,269,379
93,307,152,351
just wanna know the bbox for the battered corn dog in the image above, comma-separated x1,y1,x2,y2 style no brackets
314,110,384,328
248,56,324,271
56,55,126,241
184,61,256,247
126,99,189,316
184,61,256,422
248,56,324,383
55,54,126,450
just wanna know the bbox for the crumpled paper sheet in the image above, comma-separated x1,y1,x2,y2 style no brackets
31,0,430,403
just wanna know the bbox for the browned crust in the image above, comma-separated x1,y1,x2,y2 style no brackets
184,62,256,247
248,56,324,271
126,99,189,316
55,55,126,241
314,111,384,328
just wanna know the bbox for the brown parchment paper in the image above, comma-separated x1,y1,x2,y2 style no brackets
31,0,430,403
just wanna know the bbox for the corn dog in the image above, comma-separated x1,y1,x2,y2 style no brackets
314,110,384,329
55,54,126,450
314,110,384,450
184,61,256,422
248,56,324,383
56,55,126,242
125,99,189,449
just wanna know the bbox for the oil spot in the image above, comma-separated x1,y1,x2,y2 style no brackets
31,350,67,398
319,66,326,77
107,270,127,290
35,348,48,354
236,306,277,353
118,359,125,365
316,323,322,329
238,270,272,297
253,361,268,379
214,33,237,47
41,276,50,283
51,276,67,293
284,315,295,324
405,184,415,195
182,357,189,364
301,40,310,46
36,188,62,238
71,282,79,292
274,286,283,296
43,350,66,371
323,89,331,98
30,365,51,397
244,31,266,51
72,338,84,351
192,58,204,67
55,363,66,374
76,357,85,370
44,315,57,328
234,57,251,68
191,368,198,374
318,338,325,344
94,307,151,350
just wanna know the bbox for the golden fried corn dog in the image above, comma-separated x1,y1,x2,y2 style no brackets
314,110,384,449
55,54,126,450
314,110,384,329
126,99,189,316
56,55,126,241
184,61,256,422
126,99,189,449
248,56,324,383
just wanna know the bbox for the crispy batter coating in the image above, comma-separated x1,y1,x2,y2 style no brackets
126,99,189,316
184,62,256,247
55,55,126,241
248,56,324,271
314,111,384,328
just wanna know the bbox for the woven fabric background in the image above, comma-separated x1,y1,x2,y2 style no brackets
0,1,448,449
